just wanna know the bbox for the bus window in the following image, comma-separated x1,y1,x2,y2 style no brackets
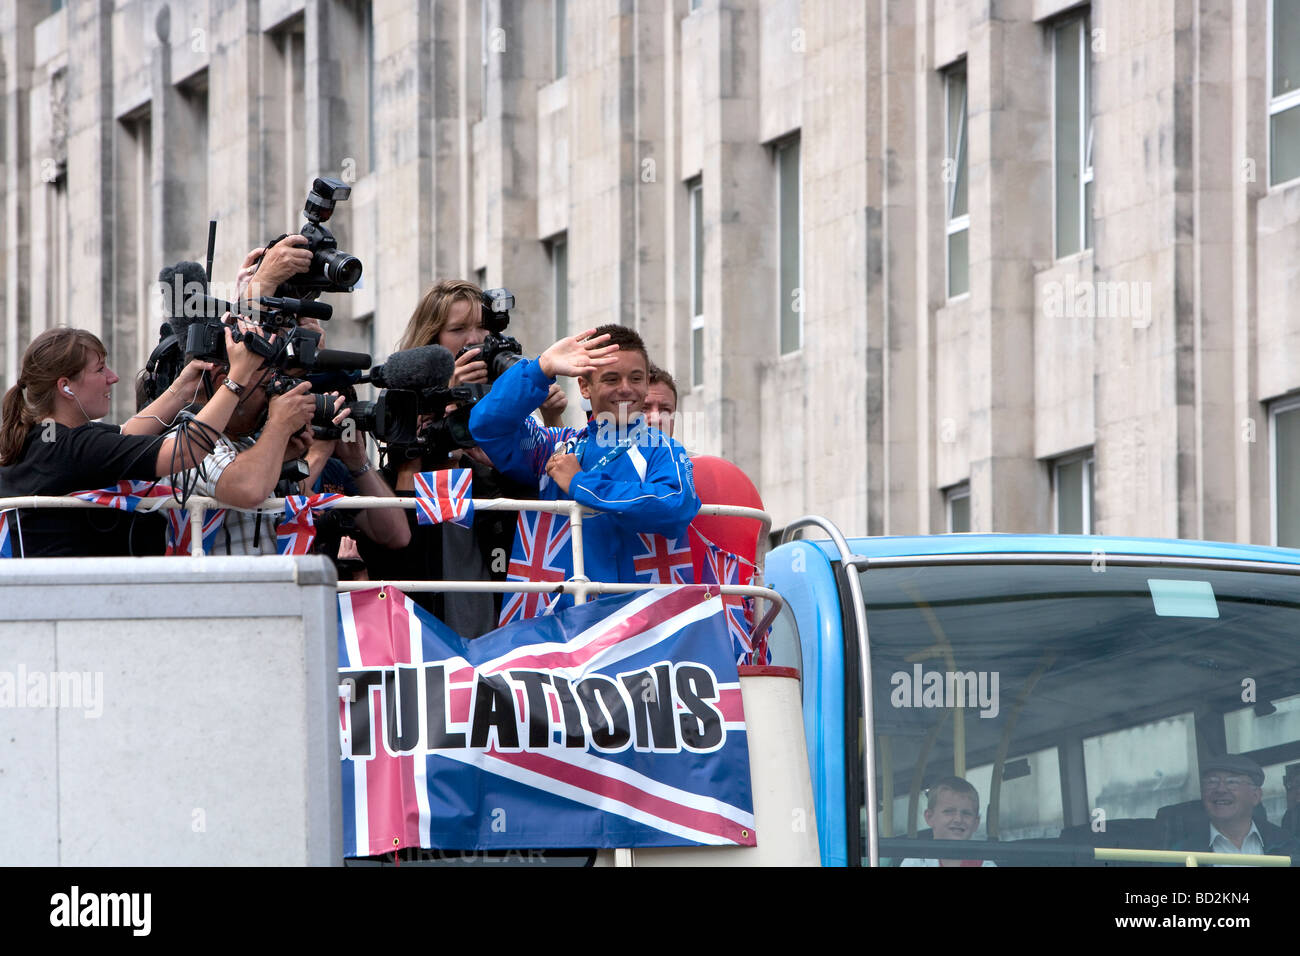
856,559,1300,865
1083,713,1199,823
765,602,802,674
965,747,1063,842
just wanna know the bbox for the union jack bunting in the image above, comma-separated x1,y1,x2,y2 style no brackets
699,542,769,665
413,469,474,528
163,507,229,556
337,585,756,854
0,510,12,559
631,533,694,585
68,479,176,512
499,510,572,626
276,493,345,555
65,480,231,557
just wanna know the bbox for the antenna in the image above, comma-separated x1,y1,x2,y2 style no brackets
205,219,217,283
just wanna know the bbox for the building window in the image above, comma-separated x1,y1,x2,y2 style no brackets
365,0,376,174
689,178,704,388
554,0,567,79
1271,397,1300,546
267,21,305,233
947,485,971,533
1271,0,1300,185
117,110,152,395
549,234,568,340
1054,14,1093,257
777,135,802,354
945,64,969,298
1053,451,1094,534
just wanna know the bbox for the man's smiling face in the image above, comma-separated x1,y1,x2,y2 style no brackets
1201,774,1261,829
579,348,648,423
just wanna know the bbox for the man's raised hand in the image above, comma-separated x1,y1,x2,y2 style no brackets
538,330,619,379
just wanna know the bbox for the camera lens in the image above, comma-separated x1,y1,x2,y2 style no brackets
320,251,363,289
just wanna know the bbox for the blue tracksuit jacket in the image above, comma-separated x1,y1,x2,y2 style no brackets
468,359,700,592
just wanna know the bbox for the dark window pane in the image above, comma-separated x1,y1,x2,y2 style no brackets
1274,0,1300,96
779,139,801,354
1055,19,1082,257
1277,406,1300,546
1271,105,1300,185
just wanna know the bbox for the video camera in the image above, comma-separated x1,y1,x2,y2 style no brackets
181,293,370,377
330,345,473,455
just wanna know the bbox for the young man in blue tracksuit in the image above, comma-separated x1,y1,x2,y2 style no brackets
468,324,699,601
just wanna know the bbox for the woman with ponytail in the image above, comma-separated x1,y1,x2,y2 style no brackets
0,325,265,556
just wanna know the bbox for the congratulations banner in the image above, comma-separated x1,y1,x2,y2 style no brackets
337,586,756,856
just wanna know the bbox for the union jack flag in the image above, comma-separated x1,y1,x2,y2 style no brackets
700,542,769,665
65,480,231,557
631,533,693,585
0,510,12,559
276,493,345,555
68,479,176,512
164,507,229,556
413,469,474,528
499,510,572,626
337,585,755,854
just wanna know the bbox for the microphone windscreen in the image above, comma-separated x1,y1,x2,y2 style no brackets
370,345,455,390
157,260,211,341
311,348,373,372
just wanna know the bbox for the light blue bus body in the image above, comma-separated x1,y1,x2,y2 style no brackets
763,533,1300,868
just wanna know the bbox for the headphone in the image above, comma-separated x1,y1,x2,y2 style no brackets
63,385,74,396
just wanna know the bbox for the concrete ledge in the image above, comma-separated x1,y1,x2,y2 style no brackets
0,556,341,866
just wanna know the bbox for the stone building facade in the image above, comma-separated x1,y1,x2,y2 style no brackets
2,0,1299,546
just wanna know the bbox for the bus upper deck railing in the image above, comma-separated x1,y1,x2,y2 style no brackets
0,494,785,639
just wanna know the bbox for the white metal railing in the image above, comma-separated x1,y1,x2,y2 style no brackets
0,495,784,638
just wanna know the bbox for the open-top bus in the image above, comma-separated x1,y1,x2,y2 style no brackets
765,527,1300,867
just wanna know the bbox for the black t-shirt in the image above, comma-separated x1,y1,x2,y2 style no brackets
354,455,535,626
0,422,166,557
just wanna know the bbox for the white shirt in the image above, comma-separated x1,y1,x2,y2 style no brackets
171,436,281,556
900,856,996,867
1209,821,1264,858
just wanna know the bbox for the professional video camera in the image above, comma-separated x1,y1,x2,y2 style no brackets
273,177,363,299
455,287,524,383
182,293,371,376
333,345,470,452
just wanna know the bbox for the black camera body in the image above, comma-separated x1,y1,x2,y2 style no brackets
265,372,337,431
184,314,321,372
457,334,523,383
277,178,363,298
455,287,524,382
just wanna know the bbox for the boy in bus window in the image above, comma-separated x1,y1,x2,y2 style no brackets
900,777,996,867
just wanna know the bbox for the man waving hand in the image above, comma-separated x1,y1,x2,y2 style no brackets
469,325,699,616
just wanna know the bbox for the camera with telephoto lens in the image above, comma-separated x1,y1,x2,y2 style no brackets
265,372,338,432
273,177,363,299
456,288,524,382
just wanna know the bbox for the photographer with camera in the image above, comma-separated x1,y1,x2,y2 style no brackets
158,242,338,554
468,324,700,605
353,280,547,636
0,325,266,557
299,387,411,559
